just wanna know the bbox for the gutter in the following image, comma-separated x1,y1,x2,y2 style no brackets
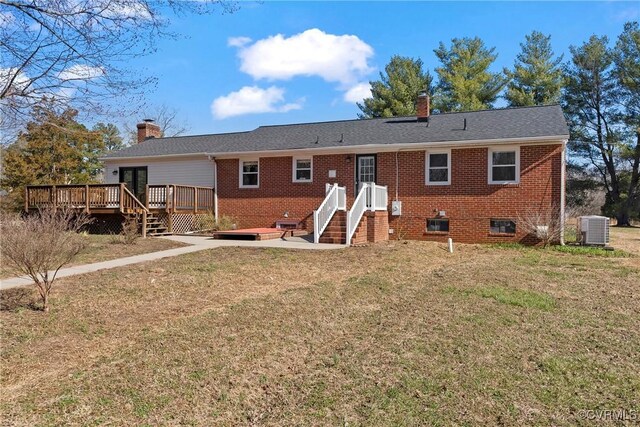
560,139,568,245
99,134,570,162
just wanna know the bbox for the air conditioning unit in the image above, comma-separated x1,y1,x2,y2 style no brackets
578,216,610,246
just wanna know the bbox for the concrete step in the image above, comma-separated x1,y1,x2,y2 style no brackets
320,232,347,239
319,237,345,244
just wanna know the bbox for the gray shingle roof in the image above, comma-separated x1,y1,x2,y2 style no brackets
103,104,569,159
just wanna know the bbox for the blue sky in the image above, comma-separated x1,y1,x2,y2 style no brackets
127,1,639,136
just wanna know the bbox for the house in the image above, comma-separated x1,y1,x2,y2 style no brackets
26,96,570,244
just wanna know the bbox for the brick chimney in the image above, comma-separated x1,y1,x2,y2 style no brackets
136,119,162,143
417,92,430,122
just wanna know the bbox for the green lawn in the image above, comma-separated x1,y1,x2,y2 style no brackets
1,229,639,425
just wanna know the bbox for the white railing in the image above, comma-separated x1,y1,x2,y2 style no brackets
337,186,347,211
367,183,388,211
315,183,346,243
346,183,368,245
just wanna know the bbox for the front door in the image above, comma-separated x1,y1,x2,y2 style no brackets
119,166,148,202
356,154,376,194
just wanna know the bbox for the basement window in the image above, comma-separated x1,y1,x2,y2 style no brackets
239,160,259,188
426,150,451,185
488,147,519,184
490,219,516,234
293,157,313,182
427,218,449,233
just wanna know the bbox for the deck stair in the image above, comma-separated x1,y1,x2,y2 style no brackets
144,213,171,236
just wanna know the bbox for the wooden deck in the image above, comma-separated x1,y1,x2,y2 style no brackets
25,184,216,237
25,184,215,215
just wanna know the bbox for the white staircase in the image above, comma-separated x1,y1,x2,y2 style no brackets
315,183,388,245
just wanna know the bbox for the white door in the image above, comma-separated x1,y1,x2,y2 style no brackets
356,155,376,191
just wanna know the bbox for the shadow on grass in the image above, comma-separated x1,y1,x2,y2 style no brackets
0,287,40,312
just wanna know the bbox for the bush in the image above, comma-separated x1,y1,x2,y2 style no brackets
0,208,92,312
194,212,238,232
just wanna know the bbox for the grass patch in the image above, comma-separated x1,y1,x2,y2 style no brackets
552,245,630,257
0,234,187,279
1,227,638,425
454,285,556,311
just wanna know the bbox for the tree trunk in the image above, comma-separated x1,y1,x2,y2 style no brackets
42,291,49,312
616,211,630,227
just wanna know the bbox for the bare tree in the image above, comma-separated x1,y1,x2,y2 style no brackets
0,0,235,142
517,204,564,247
1,208,92,312
125,104,190,144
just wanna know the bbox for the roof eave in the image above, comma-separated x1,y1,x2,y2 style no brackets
101,134,570,162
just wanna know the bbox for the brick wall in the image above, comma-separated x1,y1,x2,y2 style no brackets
216,154,354,231
365,211,389,243
215,143,563,244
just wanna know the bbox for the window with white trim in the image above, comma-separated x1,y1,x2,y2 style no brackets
426,150,451,185
239,160,259,188
490,219,516,234
488,147,519,184
293,157,312,182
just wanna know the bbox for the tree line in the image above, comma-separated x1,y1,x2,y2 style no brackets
358,23,639,225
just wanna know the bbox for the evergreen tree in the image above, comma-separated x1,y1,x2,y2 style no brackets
433,37,508,112
1,102,104,210
613,21,640,221
564,27,640,226
357,56,434,118
93,122,126,152
505,31,564,106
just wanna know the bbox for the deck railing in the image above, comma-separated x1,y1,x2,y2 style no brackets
146,185,215,213
25,184,124,212
26,183,215,215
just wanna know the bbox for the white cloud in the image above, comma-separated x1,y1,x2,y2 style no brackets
227,36,252,48
232,28,374,86
58,64,105,81
344,82,372,103
0,68,30,93
104,2,152,19
211,86,302,119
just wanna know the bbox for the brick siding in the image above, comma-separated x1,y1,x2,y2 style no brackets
216,143,563,244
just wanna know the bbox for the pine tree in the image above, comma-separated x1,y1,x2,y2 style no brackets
93,122,126,152
505,31,563,107
433,37,508,112
357,56,434,118
1,102,104,210
612,21,640,222
564,28,640,226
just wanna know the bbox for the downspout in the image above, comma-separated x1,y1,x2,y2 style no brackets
208,155,219,221
560,140,567,245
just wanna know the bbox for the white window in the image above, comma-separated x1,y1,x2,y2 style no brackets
426,149,451,185
239,159,259,188
488,147,520,184
293,157,313,182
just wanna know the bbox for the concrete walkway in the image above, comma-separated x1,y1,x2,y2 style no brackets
0,235,345,290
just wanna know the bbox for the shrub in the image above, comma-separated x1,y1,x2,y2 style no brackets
0,208,92,312
193,212,238,232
